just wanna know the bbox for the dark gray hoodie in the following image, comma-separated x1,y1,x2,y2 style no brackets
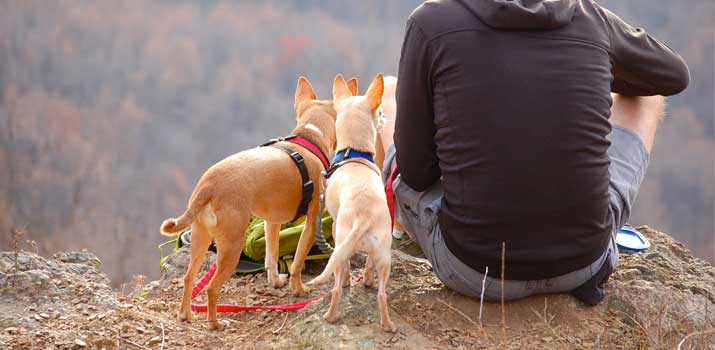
459,0,577,29
395,0,689,280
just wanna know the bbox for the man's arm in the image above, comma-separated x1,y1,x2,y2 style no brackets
599,6,690,96
395,19,440,191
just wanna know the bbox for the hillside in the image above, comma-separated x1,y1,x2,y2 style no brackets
1,226,713,349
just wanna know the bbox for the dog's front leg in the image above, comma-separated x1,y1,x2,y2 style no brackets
289,204,319,295
361,254,375,288
341,262,351,288
264,221,287,288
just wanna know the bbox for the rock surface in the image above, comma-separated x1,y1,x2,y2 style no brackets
1,226,713,349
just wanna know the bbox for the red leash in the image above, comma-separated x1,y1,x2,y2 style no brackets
385,165,399,229
190,262,322,313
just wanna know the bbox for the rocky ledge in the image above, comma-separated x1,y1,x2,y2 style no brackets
0,226,713,349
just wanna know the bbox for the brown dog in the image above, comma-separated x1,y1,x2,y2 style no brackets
308,74,397,332
160,77,338,330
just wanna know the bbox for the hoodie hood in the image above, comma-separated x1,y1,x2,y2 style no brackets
457,0,577,30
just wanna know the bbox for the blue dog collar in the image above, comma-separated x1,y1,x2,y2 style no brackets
331,148,375,165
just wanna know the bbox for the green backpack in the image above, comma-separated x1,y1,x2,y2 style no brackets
159,211,334,275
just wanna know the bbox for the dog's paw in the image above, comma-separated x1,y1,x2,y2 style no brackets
177,311,193,323
269,273,287,288
291,278,311,295
208,320,226,331
381,321,397,333
323,311,339,324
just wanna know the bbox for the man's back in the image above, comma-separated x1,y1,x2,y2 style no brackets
395,0,689,279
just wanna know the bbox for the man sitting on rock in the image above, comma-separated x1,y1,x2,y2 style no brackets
381,0,689,304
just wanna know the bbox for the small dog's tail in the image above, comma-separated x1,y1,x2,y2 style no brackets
160,188,212,236
307,224,361,286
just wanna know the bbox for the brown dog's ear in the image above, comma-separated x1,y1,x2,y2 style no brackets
346,77,358,96
364,73,384,111
295,76,317,109
333,74,352,100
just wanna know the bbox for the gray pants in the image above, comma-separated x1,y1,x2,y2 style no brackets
386,125,649,300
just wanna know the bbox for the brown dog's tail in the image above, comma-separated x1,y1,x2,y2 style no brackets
160,188,212,236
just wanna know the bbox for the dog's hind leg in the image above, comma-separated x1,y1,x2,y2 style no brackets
375,252,397,332
339,220,351,287
324,261,345,323
206,214,247,331
178,223,212,323
264,221,287,288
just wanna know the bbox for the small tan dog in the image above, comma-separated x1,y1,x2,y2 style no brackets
160,77,342,330
308,74,397,332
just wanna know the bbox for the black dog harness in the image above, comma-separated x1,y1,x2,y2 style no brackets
261,135,330,221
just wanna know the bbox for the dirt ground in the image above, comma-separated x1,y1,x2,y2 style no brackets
1,226,713,349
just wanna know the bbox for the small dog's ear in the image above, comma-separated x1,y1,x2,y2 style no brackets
295,76,317,109
333,74,351,100
346,77,358,96
365,73,384,111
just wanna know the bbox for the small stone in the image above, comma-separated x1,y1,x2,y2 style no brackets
147,336,162,346
34,314,43,321
136,326,146,334
74,338,87,347
39,313,50,319
4,327,18,334
541,336,553,342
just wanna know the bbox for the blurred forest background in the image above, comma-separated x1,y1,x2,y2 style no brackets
1,0,713,285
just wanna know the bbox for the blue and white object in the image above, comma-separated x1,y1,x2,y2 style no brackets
616,227,650,252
